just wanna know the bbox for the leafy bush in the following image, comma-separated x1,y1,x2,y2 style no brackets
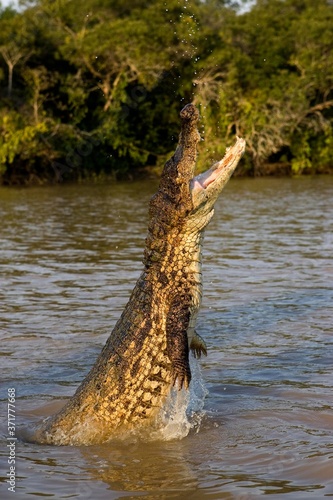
0,0,333,184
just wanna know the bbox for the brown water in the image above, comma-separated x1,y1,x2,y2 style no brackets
0,177,332,499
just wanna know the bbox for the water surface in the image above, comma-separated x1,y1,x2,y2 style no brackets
1,177,332,499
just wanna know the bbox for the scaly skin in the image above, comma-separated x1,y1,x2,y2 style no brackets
33,104,245,445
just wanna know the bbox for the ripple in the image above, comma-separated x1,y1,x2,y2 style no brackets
0,177,333,498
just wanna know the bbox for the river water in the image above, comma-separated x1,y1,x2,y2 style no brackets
0,176,332,499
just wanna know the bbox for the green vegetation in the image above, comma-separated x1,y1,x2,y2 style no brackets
0,0,333,185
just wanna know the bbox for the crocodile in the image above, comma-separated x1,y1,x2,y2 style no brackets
32,103,245,445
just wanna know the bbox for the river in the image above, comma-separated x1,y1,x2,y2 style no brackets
0,176,332,499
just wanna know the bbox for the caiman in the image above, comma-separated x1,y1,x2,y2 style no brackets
33,103,245,445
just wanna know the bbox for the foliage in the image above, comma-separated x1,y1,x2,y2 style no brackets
0,0,333,184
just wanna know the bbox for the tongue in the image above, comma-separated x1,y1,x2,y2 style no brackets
192,165,219,191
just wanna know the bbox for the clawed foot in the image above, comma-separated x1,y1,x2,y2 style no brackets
190,331,207,358
171,362,191,390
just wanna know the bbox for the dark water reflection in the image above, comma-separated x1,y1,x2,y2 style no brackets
0,177,332,499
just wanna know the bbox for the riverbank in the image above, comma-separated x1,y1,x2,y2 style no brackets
1,159,333,187
1,0,333,188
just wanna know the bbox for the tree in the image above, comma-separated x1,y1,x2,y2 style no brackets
0,8,33,97
1,0,333,184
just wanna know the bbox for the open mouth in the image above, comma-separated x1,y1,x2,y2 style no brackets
191,163,223,190
190,137,246,194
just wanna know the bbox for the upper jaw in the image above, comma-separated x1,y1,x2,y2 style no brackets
190,137,246,209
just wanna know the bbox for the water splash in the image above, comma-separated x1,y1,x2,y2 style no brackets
22,356,208,446
148,355,208,441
